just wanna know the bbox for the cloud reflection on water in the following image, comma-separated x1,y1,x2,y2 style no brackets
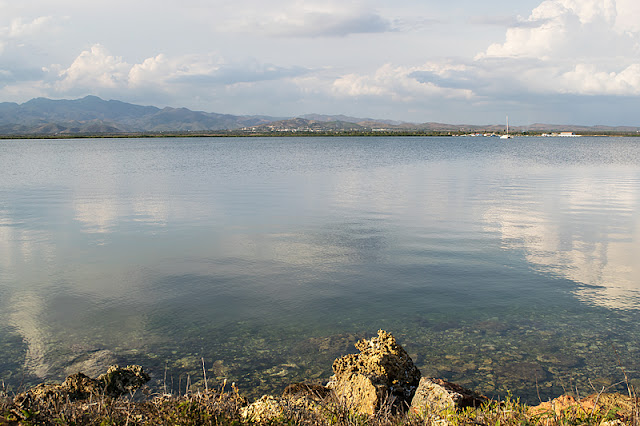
485,173,640,310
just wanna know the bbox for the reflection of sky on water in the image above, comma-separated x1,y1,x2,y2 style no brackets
485,172,640,310
2,137,640,385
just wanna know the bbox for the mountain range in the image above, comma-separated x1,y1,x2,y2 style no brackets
1,96,639,135
0,96,279,135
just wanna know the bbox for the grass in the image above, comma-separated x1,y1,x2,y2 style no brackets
1,380,638,426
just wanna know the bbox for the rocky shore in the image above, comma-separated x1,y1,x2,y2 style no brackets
1,330,637,425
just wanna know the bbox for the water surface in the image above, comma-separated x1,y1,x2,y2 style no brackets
1,136,640,402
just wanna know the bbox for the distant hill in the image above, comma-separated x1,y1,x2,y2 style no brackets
299,114,405,126
0,96,280,135
1,96,639,136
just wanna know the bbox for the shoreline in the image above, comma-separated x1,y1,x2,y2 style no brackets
2,331,638,425
1,131,639,140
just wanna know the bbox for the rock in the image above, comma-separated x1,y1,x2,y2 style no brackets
64,349,118,378
328,330,421,415
241,395,286,423
580,392,638,421
600,421,625,426
410,377,487,414
13,364,150,414
98,364,150,397
61,372,104,399
282,382,332,401
529,394,580,417
529,392,639,422
241,394,320,423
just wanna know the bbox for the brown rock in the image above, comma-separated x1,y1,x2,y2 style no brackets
529,394,580,417
529,392,639,422
13,372,101,413
580,392,638,420
410,377,487,414
241,394,322,423
282,383,332,401
98,364,150,397
13,364,150,415
328,330,421,415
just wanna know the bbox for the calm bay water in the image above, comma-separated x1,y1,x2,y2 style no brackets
1,136,640,403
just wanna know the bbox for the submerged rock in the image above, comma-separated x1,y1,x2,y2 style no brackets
64,349,118,378
328,330,421,415
410,377,486,414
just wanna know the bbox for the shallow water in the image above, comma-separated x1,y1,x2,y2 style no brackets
1,136,640,403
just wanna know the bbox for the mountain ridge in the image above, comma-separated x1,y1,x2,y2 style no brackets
1,96,638,135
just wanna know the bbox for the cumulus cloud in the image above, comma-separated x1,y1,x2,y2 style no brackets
295,0,640,116
56,44,130,92
332,63,474,101
479,0,622,60
560,63,640,95
127,53,223,89
128,53,309,90
43,44,312,108
465,0,640,97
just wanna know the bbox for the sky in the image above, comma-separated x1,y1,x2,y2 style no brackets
2,0,640,125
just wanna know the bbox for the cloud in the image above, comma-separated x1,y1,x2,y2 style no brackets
127,53,222,89
7,16,53,38
229,2,395,37
128,52,310,91
469,15,552,29
0,15,54,54
3,0,640,123
30,45,311,110
295,0,640,116
559,63,640,95
331,63,474,101
438,0,640,99
262,11,393,37
410,70,476,90
55,44,130,93
478,0,637,61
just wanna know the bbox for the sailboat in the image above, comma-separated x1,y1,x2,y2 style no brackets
500,116,513,139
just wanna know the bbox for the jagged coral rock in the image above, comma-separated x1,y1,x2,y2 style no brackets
13,365,150,415
410,377,486,415
328,330,421,415
241,394,321,423
241,395,286,422
98,364,150,397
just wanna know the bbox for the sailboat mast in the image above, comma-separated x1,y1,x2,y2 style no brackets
506,115,509,135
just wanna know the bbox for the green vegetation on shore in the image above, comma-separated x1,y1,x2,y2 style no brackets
2,380,637,425
2,129,640,140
